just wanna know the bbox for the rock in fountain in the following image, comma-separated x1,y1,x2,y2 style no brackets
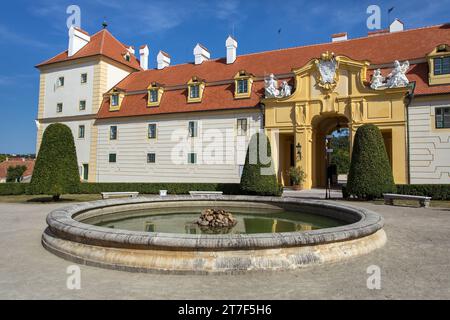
197,208,237,228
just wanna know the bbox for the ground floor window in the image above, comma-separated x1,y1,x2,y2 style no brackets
82,164,89,181
188,153,197,164
436,107,450,128
147,153,156,163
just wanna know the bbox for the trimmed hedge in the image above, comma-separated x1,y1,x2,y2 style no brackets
29,123,80,199
240,133,282,196
0,183,28,195
346,124,396,200
396,184,450,200
77,183,241,195
0,183,241,196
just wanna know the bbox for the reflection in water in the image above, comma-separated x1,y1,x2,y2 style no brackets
92,208,344,235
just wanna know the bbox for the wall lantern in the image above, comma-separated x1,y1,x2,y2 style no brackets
296,143,302,160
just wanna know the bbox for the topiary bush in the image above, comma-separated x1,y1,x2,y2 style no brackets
29,123,80,200
6,165,27,182
240,132,282,196
346,124,396,200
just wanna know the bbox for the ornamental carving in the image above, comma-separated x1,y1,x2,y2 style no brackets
315,51,339,91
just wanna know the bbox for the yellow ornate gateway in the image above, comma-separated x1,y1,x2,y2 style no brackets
263,52,410,189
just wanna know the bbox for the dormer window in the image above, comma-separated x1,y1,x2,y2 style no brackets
434,57,450,75
147,82,164,107
427,44,450,85
124,53,131,62
234,70,253,99
111,94,119,106
187,77,205,103
109,89,124,111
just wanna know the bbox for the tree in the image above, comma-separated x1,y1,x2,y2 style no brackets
240,132,282,196
29,123,80,200
346,124,396,200
330,130,350,174
0,154,6,163
6,165,27,182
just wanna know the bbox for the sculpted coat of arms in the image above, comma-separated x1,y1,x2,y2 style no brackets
315,51,339,91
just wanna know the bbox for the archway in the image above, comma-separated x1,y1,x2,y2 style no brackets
311,114,350,188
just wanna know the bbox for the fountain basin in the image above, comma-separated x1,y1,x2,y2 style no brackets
42,195,386,274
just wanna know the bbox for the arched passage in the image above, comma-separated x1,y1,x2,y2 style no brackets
311,114,349,188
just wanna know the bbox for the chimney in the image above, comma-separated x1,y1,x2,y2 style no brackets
139,45,149,70
389,19,404,33
157,50,171,70
226,35,237,64
193,43,210,65
68,26,90,57
332,32,348,42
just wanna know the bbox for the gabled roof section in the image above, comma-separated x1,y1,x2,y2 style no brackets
36,29,141,70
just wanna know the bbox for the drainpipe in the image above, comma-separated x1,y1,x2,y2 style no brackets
405,82,416,185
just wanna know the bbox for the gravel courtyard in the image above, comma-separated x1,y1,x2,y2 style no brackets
0,199,449,299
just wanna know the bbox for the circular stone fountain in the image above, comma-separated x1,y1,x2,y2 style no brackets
42,195,386,274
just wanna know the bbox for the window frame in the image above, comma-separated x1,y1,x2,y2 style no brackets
111,94,119,107
148,123,157,139
109,126,118,140
187,152,197,164
190,84,200,99
147,153,156,164
237,79,248,94
435,107,450,129
56,103,63,113
79,100,86,111
237,118,248,136
108,153,117,163
78,125,85,139
434,57,450,76
80,73,87,84
149,89,158,103
188,121,198,138
57,76,64,87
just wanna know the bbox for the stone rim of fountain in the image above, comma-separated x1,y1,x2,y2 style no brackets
44,195,384,250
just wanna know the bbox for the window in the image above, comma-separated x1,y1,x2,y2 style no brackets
124,54,130,62
149,89,158,103
148,124,157,139
188,121,198,137
57,76,64,87
147,153,156,163
111,94,119,106
237,79,248,94
56,103,63,113
190,85,200,99
109,153,117,163
434,57,450,75
82,164,89,181
188,153,197,164
79,100,86,111
78,125,85,139
81,73,87,84
436,107,450,128
237,118,248,136
110,126,117,140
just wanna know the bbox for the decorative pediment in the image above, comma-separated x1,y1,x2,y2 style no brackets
314,51,339,91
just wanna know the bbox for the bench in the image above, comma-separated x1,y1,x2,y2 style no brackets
383,193,431,208
189,191,223,196
101,192,139,199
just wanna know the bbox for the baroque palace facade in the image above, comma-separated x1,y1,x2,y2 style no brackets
36,20,450,189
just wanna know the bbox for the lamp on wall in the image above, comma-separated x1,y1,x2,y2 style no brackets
296,143,302,160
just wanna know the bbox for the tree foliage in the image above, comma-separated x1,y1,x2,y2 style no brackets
6,165,27,182
346,124,396,200
29,123,80,200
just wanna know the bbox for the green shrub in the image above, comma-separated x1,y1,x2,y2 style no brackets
346,124,396,200
77,183,241,195
0,183,28,195
240,133,282,196
28,123,80,200
6,165,27,182
396,184,450,200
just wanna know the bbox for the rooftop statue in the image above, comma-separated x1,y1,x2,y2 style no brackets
265,74,292,98
370,69,386,90
386,60,410,88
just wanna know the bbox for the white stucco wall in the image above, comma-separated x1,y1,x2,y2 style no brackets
95,111,262,183
408,100,450,184
107,63,131,91
43,62,96,118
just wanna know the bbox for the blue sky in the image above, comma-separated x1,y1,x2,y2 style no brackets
0,0,449,154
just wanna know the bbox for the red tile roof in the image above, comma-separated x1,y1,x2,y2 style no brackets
36,29,141,70
0,158,35,180
93,23,450,119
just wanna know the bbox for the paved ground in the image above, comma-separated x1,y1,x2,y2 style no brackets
0,197,449,299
